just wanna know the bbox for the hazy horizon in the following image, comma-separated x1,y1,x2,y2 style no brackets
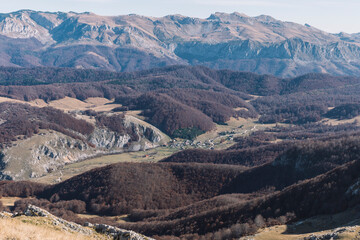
1,0,359,34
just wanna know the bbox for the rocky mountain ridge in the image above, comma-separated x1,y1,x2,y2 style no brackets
0,10,360,76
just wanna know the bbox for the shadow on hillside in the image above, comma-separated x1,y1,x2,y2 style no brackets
283,205,360,235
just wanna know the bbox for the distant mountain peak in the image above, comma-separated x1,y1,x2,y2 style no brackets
255,14,278,23
0,10,357,77
207,12,250,22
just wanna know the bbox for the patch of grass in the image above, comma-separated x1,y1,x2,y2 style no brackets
0,217,109,240
0,197,23,208
246,205,360,240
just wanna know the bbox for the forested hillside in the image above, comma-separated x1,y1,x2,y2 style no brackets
0,65,360,239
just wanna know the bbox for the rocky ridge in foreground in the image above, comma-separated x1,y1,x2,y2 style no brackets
0,204,154,240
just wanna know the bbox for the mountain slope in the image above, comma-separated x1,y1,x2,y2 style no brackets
39,163,246,214
0,10,360,76
0,101,167,181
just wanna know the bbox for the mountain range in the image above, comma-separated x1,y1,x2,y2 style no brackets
1,10,360,77
2,8,360,240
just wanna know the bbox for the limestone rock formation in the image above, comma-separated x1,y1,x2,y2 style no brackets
24,205,93,235
94,223,155,240
22,205,154,240
0,114,168,180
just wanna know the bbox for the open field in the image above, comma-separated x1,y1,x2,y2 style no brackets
241,225,360,240
0,197,23,208
0,96,31,105
125,110,146,120
322,116,360,126
0,217,109,240
44,97,123,112
0,96,123,113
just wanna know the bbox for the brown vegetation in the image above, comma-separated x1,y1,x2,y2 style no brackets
325,103,360,120
159,88,258,122
161,144,286,167
120,158,360,238
0,181,47,198
2,133,360,238
39,163,245,215
164,122,360,167
1,66,360,239
0,66,121,85
116,93,215,136
253,83,360,124
0,102,94,146
0,66,359,137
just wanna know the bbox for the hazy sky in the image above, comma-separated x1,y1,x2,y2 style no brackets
1,0,359,33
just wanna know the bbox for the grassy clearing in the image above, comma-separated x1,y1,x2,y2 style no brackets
321,116,360,126
0,197,23,208
0,96,122,113
0,217,109,240
0,97,31,105
244,225,360,240
125,110,145,120
242,206,360,240
46,97,123,112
